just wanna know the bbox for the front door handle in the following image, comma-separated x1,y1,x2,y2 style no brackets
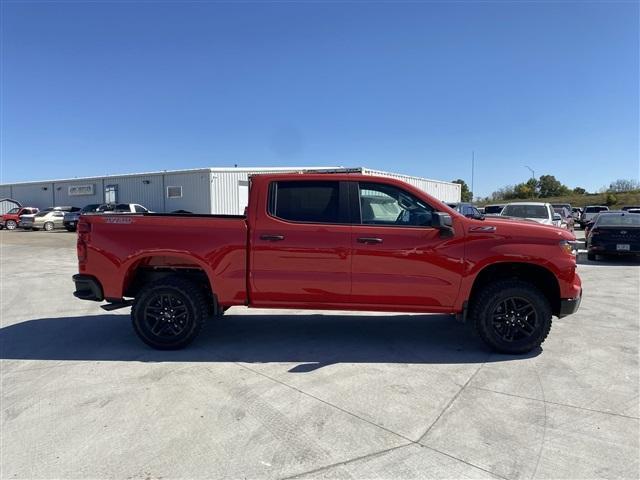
357,237,383,244
260,234,285,241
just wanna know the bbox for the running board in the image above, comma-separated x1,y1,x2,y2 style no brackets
101,300,134,311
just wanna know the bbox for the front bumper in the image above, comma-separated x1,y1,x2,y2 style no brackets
558,289,582,318
72,274,104,301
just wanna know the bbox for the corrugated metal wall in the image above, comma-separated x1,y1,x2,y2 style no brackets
12,183,55,209
103,174,165,212
0,186,12,199
164,171,211,213
53,180,104,207
362,168,461,203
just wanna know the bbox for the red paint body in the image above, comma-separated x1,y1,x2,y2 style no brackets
76,174,581,313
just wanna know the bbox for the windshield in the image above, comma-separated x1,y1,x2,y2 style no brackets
596,214,640,226
35,211,50,217
6,207,20,214
502,204,549,219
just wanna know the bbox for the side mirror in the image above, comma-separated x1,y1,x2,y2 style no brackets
432,212,454,237
553,213,562,222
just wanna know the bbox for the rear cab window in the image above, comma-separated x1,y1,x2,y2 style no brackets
269,181,346,224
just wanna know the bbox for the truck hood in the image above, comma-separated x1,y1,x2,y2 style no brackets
480,216,575,240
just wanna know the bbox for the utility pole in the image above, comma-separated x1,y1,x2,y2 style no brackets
471,151,475,202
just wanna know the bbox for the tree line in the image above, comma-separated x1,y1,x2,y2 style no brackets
451,177,640,203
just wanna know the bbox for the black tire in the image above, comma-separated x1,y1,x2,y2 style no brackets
470,280,552,354
131,277,207,350
43,222,54,231
587,252,596,261
5,220,17,230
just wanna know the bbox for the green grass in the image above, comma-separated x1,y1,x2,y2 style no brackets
479,191,640,209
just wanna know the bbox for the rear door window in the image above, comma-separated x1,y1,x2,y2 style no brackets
270,181,344,223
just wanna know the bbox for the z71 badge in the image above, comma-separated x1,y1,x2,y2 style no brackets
104,216,133,224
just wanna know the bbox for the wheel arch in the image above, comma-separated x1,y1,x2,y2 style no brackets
121,253,218,310
468,262,561,316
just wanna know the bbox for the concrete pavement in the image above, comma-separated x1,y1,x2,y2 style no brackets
1,230,638,479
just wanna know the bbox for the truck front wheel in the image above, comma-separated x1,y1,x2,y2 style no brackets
131,277,207,349
470,280,552,354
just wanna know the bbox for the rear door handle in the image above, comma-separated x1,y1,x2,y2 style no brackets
357,237,383,244
260,234,285,241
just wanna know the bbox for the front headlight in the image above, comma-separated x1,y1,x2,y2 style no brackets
559,240,578,256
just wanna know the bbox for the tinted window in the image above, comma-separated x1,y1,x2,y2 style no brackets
359,182,433,226
134,205,148,213
596,214,640,226
115,204,131,212
502,205,549,219
484,205,504,214
271,181,341,223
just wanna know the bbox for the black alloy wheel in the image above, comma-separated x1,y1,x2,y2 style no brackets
491,296,538,343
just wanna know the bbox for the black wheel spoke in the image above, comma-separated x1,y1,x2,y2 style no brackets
143,291,191,339
491,296,538,342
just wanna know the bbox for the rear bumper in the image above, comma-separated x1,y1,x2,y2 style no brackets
558,289,582,318
72,274,104,301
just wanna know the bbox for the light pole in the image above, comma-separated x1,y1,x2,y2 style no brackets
524,165,535,180
524,165,536,198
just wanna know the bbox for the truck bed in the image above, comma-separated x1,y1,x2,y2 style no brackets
78,213,248,304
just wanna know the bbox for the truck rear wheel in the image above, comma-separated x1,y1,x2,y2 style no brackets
470,280,552,354
131,277,207,350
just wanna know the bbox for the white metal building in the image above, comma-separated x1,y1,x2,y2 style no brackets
0,167,461,214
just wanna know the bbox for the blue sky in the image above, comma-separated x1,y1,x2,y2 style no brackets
1,1,638,197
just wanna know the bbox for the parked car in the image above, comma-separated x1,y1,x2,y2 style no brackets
1,206,39,230
553,207,574,231
96,203,150,213
31,207,80,231
446,202,483,219
500,202,561,226
73,172,582,354
586,211,640,260
621,206,640,211
63,204,101,232
484,204,505,215
579,205,609,228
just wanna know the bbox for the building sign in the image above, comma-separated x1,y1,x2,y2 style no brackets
68,184,95,196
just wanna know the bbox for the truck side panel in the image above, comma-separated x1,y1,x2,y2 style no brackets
79,215,248,304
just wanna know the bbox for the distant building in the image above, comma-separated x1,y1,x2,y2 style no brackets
0,198,21,215
0,166,461,214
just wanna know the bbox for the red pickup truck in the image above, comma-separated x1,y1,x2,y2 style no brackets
73,172,582,354
1,206,39,230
